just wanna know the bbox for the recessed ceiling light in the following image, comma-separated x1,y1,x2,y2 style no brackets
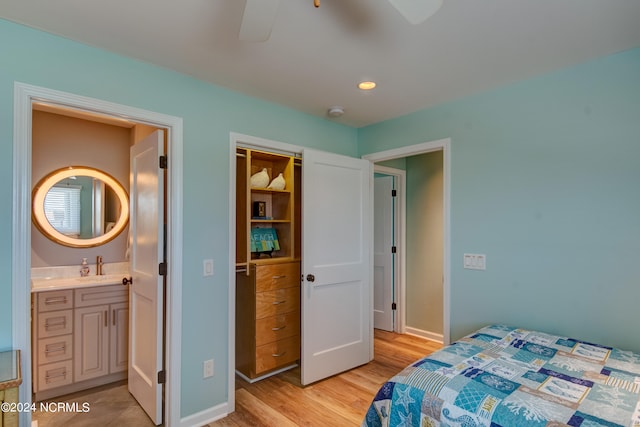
358,81,377,91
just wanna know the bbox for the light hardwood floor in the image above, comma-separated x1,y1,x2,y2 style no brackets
209,329,442,427
30,330,441,426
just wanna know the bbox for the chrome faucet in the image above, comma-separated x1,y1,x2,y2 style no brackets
96,256,103,275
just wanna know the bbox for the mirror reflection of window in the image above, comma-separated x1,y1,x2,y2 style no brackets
44,184,81,237
33,166,129,248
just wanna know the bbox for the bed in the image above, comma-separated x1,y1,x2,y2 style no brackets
363,325,640,427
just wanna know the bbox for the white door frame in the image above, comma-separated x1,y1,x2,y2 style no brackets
373,165,405,333
12,82,183,426
363,137,451,345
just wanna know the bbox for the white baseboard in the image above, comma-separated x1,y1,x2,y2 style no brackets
405,326,444,344
180,401,230,427
235,364,297,384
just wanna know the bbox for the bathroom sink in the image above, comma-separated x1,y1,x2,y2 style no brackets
31,274,128,292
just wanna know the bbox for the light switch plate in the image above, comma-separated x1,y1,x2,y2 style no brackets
464,253,486,270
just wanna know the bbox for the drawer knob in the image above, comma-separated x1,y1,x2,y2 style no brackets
272,351,287,357
272,300,286,305
271,326,286,331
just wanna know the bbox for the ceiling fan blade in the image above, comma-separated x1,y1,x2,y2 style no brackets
387,0,443,25
239,0,280,42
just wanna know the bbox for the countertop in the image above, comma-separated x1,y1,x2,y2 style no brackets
31,273,129,292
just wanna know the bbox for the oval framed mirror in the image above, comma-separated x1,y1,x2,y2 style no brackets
32,166,129,248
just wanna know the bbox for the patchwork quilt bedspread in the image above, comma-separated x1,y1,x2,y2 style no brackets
363,325,640,427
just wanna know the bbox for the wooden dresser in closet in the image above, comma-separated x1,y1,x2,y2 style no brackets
236,261,300,380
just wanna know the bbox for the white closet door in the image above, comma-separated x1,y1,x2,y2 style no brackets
301,148,372,385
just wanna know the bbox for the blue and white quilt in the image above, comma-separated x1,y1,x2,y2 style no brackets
363,325,640,427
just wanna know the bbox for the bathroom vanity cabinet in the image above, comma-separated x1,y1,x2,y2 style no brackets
32,284,128,401
235,148,302,381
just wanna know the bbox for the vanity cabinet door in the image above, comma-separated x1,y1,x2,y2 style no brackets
109,302,129,373
74,304,110,382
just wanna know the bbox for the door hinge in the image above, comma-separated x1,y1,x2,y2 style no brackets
391,189,397,197
159,155,168,169
392,302,397,310
391,246,397,254
159,262,167,276
157,370,166,384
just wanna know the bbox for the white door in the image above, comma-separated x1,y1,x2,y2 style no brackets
301,149,372,385
129,130,164,425
373,175,394,331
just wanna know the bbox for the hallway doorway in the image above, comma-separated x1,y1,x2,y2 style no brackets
365,138,451,345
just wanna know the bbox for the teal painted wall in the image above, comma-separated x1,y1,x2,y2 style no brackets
0,18,357,418
359,48,640,353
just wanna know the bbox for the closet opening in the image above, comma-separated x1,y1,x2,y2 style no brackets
234,146,302,383
229,133,373,418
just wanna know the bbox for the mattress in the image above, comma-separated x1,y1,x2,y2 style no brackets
362,325,640,426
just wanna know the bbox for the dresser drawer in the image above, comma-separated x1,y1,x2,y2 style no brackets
256,287,299,320
38,360,73,391
75,284,128,307
38,335,73,364
38,310,73,338
37,290,73,312
255,262,300,292
255,311,300,346
255,336,300,374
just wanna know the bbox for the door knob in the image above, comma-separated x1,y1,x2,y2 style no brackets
306,274,315,282
122,276,133,286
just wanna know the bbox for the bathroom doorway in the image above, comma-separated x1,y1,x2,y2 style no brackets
29,105,161,425
12,83,184,427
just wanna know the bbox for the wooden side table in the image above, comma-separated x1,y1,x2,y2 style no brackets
0,350,22,427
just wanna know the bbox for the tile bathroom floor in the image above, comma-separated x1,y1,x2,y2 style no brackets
32,381,155,427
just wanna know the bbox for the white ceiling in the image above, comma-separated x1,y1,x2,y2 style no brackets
2,0,640,127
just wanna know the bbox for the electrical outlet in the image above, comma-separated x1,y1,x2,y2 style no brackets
203,359,214,378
